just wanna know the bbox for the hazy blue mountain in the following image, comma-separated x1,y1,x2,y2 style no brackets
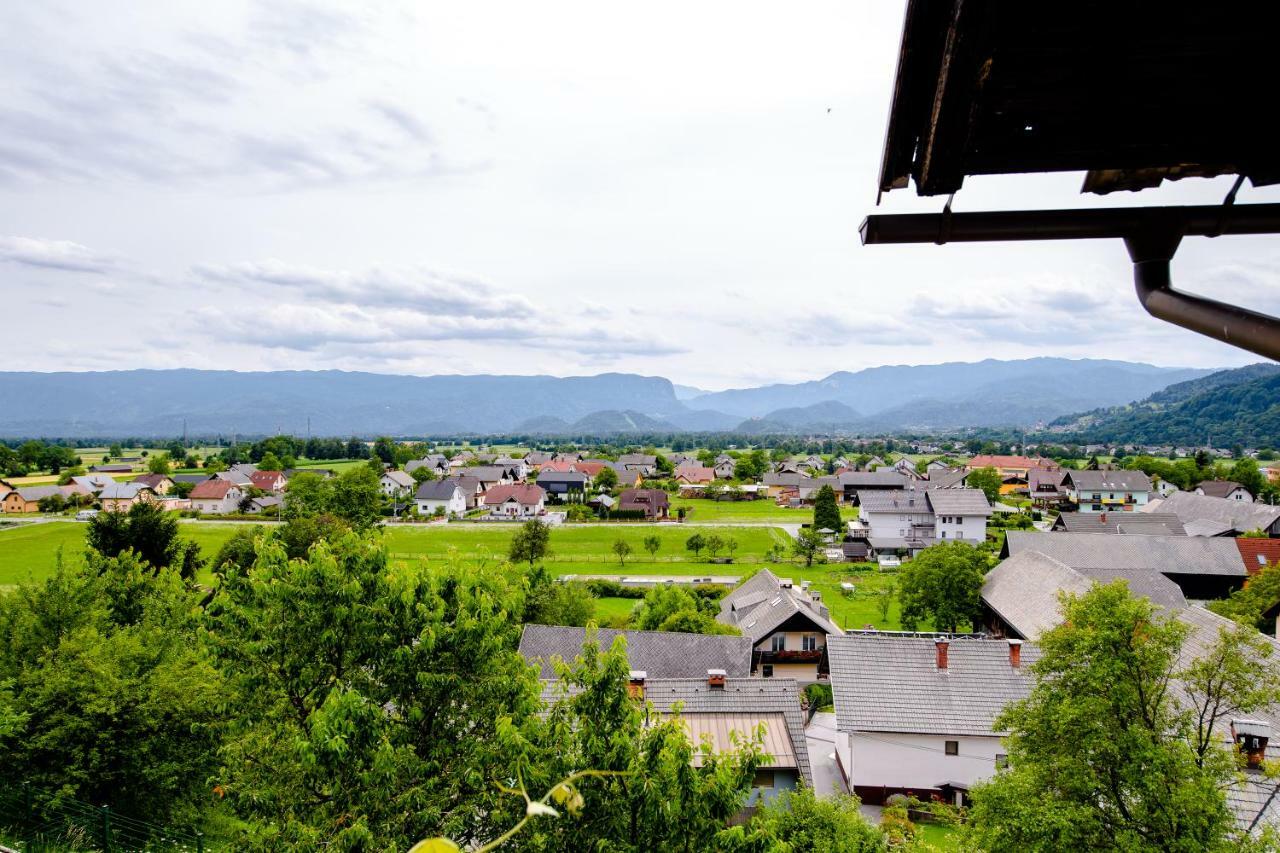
672,384,709,401
0,359,1221,437
1049,364,1280,446
685,358,1213,420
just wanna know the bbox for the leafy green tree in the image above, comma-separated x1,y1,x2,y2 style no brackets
685,532,707,558
147,453,172,475
719,787,884,852
967,582,1278,852
594,466,618,491
411,465,437,484
524,565,594,627
108,442,124,458
514,630,764,852
704,533,729,558
510,518,553,567
612,538,632,566
1210,560,1280,634
331,465,384,529
373,436,397,464
85,500,201,576
813,483,842,532
284,471,331,519
790,527,824,567
183,453,200,468
966,466,1002,503
632,584,719,632
0,553,222,827
1230,457,1266,498
207,531,543,849
257,451,284,472
642,534,661,560
896,541,986,633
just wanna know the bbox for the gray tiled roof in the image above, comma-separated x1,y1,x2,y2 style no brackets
838,471,911,488
15,485,66,501
1064,469,1153,492
519,625,752,679
1004,531,1246,577
924,468,969,490
1196,480,1248,499
536,472,588,485
857,489,932,513
1053,511,1186,536
1148,491,1280,536
718,569,844,639
927,488,993,517
982,551,1096,641
828,634,1038,736
98,482,150,500
415,480,461,500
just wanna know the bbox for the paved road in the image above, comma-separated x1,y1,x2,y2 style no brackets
805,711,846,798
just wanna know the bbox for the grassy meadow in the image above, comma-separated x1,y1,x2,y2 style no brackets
0,520,904,629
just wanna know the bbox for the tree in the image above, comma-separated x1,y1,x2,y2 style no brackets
330,465,383,529
643,534,661,560
36,493,67,513
510,518,552,567
594,466,618,492
633,585,710,631
896,541,986,633
790,527,824,567
523,565,594,627
410,465,437,484
1210,560,1280,634
373,436,396,465
967,466,1002,504
685,532,707,558
257,451,284,472
183,453,200,468
719,787,884,852
85,500,200,576
612,538,632,566
284,471,332,519
1230,457,1266,498
966,582,1276,852
704,533,728,558
813,484,842,533
147,453,172,475
875,582,895,623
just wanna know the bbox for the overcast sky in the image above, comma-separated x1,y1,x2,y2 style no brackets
3,1,1278,390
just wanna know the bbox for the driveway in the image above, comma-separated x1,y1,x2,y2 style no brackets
805,711,846,798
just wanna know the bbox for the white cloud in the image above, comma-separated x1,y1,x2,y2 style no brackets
0,235,119,273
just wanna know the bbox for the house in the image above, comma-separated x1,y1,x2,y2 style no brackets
828,633,1037,806
519,625,753,679
1235,538,1280,577
850,487,992,557
483,484,546,518
249,470,288,494
216,468,254,488
1002,530,1248,601
410,480,461,517
571,461,609,481
536,472,587,504
1145,491,1280,537
98,482,155,513
714,458,736,479
153,494,191,512
966,454,1059,479
608,464,642,488
246,495,282,515
523,451,552,467
893,458,924,480
618,488,669,520
89,463,133,474
1196,480,1254,502
1027,467,1067,507
2,485,74,513
71,473,120,495
465,466,516,492
379,470,415,498
405,455,451,478
189,479,244,515
131,473,174,495
617,453,658,474
832,471,912,504
1051,511,1186,535
173,473,216,485
763,472,812,500
447,475,485,510
674,464,715,485
923,467,969,490
717,569,844,682
926,459,953,473
1061,469,1152,513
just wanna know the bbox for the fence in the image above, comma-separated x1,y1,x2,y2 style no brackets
0,785,206,852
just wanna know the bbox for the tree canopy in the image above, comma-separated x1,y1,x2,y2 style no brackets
896,541,986,633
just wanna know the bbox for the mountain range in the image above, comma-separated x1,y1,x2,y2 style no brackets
0,358,1218,437
1048,363,1280,447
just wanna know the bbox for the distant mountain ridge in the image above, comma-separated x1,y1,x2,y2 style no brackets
0,359,1219,437
1048,363,1280,447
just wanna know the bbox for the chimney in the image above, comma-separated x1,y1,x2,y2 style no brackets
707,668,727,688
628,670,646,699
1008,638,1023,668
1232,719,1271,770
935,638,949,670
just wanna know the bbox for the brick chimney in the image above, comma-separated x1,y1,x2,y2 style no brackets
628,670,646,699
1232,719,1271,770
1008,638,1023,669
707,668,727,688
935,638,949,670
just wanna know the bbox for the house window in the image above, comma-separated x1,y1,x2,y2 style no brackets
995,753,1009,769
945,740,959,756
752,769,776,788
802,634,818,651
770,634,785,652
941,531,947,539
762,664,774,678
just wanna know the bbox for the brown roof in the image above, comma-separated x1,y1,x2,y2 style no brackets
619,488,669,513
674,465,715,483
190,479,236,499
131,473,170,488
484,483,545,506
1197,480,1249,499
1237,538,1280,576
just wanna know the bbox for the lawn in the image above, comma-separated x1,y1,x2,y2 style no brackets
671,498,819,523
0,521,907,630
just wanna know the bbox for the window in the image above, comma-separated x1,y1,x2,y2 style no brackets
762,664,774,678
995,753,1009,769
945,740,959,756
802,634,818,651
752,768,776,788
770,634,785,652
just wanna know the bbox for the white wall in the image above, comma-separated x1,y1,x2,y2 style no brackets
836,731,1005,793
935,513,987,543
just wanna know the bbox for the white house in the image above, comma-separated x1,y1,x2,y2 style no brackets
851,487,992,556
380,470,415,498
414,480,466,518
1061,469,1152,513
828,634,1037,806
716,569,844,683
189,479,243,515
482,484,546,518
1195,480,1254,503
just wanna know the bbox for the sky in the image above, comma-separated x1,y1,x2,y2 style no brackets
2,0,1278,391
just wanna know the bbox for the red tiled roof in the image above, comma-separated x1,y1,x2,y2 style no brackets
674,465,715,483
967,455,1058,470
1237,538,1280,576
190,479,236,499
539,460,577,473
573,462,608,478
484,484,546,506
250,470,285,490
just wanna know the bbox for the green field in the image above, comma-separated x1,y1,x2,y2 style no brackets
0,521,904,629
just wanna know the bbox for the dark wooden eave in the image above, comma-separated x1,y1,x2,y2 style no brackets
878,0,1280,197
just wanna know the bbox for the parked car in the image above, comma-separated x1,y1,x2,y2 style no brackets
75,509,100,521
